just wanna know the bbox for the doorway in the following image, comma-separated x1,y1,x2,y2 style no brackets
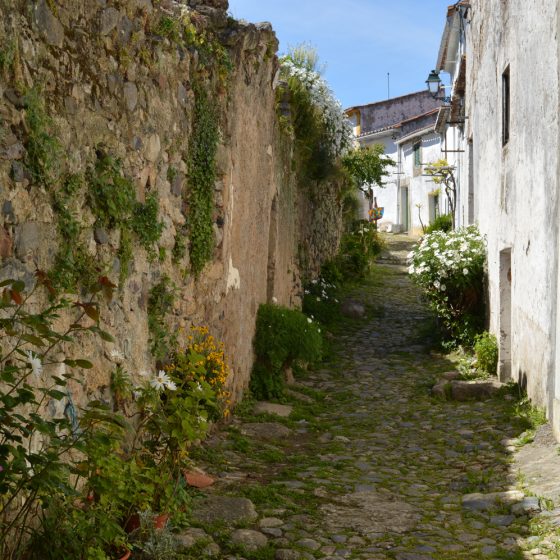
399,187,409,233
499,249,512,381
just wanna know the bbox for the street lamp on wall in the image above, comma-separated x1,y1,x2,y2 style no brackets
425,70,451,103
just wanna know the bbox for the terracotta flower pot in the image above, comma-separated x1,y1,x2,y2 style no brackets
124,512,169,533
118,551,131,560
153,513,169,529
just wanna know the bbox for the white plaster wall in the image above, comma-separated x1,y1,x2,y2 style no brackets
400,133,445,235
359,133,399,228
467,0,559,415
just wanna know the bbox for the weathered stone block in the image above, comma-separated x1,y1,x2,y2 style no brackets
461,491,524,512
449,379,502,401
192,496,258,525
231,529,268,551
15,222,42,258
0,227,13,258
123,82,138,112
253,401,293,417
240,422,292,441
33,0,64,47
340,299,366,319
100,7,120,35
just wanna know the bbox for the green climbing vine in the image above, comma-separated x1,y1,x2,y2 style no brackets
186,82,220,276
50,174,100,293
23,88,61,188
147,276,176,361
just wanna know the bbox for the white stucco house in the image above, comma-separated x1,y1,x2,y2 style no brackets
346,92,448,235
434,0,560,439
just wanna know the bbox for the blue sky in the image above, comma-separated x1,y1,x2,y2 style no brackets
228,0,452,109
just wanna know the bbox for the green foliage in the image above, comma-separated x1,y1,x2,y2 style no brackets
250,304,322,399
172,228,187,264
87,152,163,282
154,16,183,43
87,153,136,229
409,226,486,346
187,84,219,275
281,76,332,182
336,220,384,280
302,274,340,327
147,277,176,361
118,228,133,285
279,45,352,182
474,331,499,375
130,511,179,560
425,213,453,234
23,88,61,187
131,193,164,259
341,144,394,192
0,276,123,559
49,174,102,294
0,37,16,75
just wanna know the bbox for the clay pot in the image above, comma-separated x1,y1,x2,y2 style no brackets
153,513,169,529
118,551,131,560
125,512,169,533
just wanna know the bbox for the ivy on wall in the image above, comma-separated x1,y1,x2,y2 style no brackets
186,82,219,276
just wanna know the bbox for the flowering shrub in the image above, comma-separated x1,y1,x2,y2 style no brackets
303,275,340,326
280,55,353,159
408,225,486,345
165,326,231,419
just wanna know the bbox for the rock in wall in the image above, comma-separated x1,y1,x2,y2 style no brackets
0,0,342,406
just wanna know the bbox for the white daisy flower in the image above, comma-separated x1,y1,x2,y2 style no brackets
26,350,43,378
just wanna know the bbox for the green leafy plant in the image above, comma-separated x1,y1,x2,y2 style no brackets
408,226,486,346
302,274,340,327
147,277,176,361
250,304,322,399
425,213,453,234
187,83,219,275
474,331,499,375
23,88,61,187
0,274,122,559
87,153,136,229
336,220,384,280
130,511,179,559
279,45,352,182
131,193,164,259
341,144,394,201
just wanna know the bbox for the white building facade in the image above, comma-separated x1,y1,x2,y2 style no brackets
436,0,560,437
346,92,447,235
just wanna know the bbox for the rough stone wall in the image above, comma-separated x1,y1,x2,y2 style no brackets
0,0,342,406
466,1,559,416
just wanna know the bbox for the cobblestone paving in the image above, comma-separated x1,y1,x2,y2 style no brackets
189,240,560,560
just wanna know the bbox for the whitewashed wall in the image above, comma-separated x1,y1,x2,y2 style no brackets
399,132,446,235
359,133,400,228
466,0,559,430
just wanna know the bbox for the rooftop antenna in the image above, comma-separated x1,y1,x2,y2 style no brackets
387,72,390,99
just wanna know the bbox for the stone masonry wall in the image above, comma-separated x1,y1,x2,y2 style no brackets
0,0,343,407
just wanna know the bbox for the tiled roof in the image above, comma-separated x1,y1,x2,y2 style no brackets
345,90,430,114
358,108,440,139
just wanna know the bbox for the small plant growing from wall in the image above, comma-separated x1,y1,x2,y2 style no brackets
147,276,176,361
